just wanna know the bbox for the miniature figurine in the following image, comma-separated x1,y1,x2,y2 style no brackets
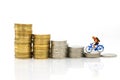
85,36,104,53
92,36,100,49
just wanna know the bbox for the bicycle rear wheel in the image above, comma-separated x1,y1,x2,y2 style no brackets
85,46,92,53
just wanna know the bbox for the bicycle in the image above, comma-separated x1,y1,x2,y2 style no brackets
85,43,104,53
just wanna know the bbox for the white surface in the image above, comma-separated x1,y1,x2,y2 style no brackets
0,0,120,80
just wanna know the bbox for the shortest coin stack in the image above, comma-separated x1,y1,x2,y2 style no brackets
68,46,84,58
51,41,68,58
33,34,50,59
84,51,101,58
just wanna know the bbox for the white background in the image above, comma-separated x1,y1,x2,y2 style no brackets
0,0,120,80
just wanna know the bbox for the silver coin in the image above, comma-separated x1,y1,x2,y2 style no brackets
52,52,66,58
51,48,67,54
68,47,84,58
101,53,117,57
69,52,83,58
51,41,67,46
51,46,68,50
84,53,100,58
51,48,67,58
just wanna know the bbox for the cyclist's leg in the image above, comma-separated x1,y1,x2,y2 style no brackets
94,43,99,51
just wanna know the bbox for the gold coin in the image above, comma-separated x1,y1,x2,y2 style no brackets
15,31,32,35
34,38,50,42
15,53,32,59
15,28,32,32
15,38,31,43
33,41,50,45
33,50,49,53
15,34,32,39
33,45,49,50
34,45,49,47
15,49,32,53
33,47,49,50
33,34,50,39
14,24,23,31
15,43,31,49
33,53,48,59
22,24,32,31
15,52,32,54
15,47,31,50
15,49,31,53
14,23,32,32
33,39,50,45
33,52,48,55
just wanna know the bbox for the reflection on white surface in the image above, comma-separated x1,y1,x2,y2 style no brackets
66,58,85,68
15,59,32,80
15,59,50,80
49,59,68,75
15,58,104,80
84,58,104,76
31,60,50,80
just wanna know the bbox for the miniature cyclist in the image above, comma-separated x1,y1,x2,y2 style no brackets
92,36,100,50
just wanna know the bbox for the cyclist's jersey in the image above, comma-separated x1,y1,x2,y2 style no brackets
93,42,99,45
94,42,99,45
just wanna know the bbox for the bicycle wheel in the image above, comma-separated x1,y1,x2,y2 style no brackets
85,46,92,53
97,45,104,52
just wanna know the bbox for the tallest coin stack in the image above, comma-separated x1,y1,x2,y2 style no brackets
14,24,32,58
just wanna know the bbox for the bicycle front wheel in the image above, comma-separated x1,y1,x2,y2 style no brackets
97,45,104,52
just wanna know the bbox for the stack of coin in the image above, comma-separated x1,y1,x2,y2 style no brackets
68,46,84,58
33,34,50,59
84,50,101,58
84,53,100,58
51,41,68,58
14,23,32,59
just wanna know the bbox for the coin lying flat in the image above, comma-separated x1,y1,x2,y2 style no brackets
15,49,31,53
15,43,31,48
14,24,32,32
15,31,32,35
33,39,50,45
51,41,67,46
34,53,48,59
52,53,67,59
33,45,50,50
15,34,32,39
15,38,32,43
101,53,117,57
33,50,49,53
15,53,32,59
33,34,50,39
